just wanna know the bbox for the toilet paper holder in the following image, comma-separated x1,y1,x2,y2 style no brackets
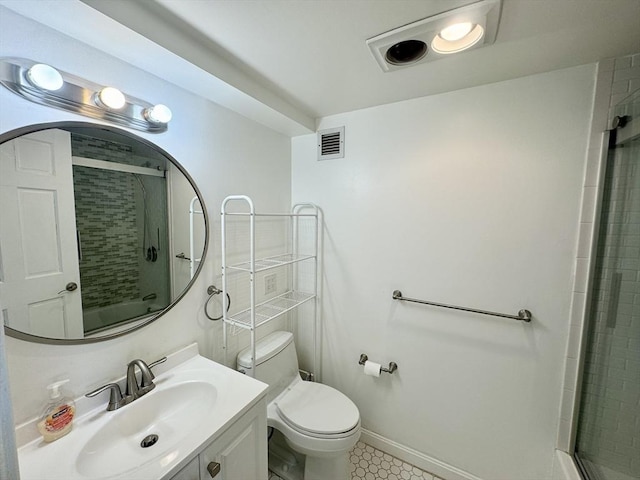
359,354,398,374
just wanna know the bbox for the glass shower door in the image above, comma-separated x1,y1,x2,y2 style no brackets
574,92,640,480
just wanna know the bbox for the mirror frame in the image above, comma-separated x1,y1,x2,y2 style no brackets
0,121,209,344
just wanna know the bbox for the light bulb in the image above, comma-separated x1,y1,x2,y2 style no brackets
97,87,126,110
431,24,485,55
143,104,172,124
26,64,64,91
439,22,474,42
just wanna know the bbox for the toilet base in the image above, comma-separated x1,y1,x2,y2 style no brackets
268,429,350,480
268,430,304,480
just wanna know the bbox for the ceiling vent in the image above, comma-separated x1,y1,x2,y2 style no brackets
317,127,345,161
367,0,502,72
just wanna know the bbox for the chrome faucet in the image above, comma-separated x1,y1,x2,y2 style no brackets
126,359,156,399
86,356,167,410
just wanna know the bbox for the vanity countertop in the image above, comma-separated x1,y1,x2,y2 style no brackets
16,343,268,480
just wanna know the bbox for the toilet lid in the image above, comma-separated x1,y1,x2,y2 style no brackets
275,381,360,436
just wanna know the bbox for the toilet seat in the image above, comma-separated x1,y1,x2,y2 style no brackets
275,381,360,439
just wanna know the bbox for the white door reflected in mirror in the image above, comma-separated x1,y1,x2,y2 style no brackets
0,129,84,338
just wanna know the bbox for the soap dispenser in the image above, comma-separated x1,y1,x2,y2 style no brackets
37,380,76,443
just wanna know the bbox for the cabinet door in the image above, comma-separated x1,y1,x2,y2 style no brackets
200,401,267,480
170,456,200,480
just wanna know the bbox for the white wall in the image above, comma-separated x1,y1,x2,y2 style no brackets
0,7,290,427
292,64,597,480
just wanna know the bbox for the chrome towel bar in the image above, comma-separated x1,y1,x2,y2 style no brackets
392,290,532,322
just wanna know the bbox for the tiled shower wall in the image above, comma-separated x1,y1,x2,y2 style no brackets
72,165,139,308
567,53,640,478
71,135,144,309
576,133,640,477
608,54,640,124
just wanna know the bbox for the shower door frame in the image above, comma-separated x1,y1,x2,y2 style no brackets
570,105,640,480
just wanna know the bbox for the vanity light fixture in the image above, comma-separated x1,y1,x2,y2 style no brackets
366,0,502,72
26,63,64,91
96,86,127,110
143,104,173,124
0,57,172,133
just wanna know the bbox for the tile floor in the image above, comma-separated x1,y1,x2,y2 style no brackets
269,441,444,480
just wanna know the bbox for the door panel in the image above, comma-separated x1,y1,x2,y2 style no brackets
0,129,83,338
18,188,63,277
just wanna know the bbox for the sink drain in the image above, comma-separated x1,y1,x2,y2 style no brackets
140,434,159,448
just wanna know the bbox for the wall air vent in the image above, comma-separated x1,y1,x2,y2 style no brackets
317,126,345,161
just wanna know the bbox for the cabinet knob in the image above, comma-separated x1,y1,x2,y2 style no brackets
207,462,221,478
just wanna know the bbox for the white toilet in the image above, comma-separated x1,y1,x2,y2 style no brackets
237,331,361,480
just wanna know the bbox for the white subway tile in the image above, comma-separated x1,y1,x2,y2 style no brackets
577,222,594,258
571,292,586,326
614,56,632,70
610,79,630,95
557,418,572,451
613,65,640,82
574,258,590,293
567,323,582,359
581,186,598,223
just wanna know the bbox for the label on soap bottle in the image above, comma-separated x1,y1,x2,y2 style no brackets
42,404,75,432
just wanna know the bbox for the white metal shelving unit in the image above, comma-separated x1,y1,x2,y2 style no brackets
189,196,203,279
221,195,321,379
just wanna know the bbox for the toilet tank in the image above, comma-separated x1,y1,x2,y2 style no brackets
237,331,300,403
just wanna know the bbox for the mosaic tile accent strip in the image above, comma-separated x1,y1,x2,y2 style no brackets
268,441,444,480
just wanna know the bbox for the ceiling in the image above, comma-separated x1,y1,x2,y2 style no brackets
2,0,640,135
90,0,640,121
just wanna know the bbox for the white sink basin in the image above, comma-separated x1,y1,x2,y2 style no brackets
17,344,268,480
76,381,217,478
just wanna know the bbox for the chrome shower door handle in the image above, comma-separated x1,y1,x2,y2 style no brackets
58,282,78,294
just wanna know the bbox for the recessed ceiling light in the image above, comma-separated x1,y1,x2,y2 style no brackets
439,22,474,42
96,87,126,110
26,64,64,91
431,24,485,55
366,0,501,72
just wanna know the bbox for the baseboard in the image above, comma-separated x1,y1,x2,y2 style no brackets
359,429,484,480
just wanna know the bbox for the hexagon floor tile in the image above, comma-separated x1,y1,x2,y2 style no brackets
268,441,444,480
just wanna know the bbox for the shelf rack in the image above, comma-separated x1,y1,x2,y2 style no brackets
189,196,203,279
221,195,321,379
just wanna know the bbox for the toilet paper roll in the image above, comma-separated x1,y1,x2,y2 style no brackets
363,360,381,377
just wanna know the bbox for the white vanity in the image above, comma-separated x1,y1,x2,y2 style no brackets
15,343,268,480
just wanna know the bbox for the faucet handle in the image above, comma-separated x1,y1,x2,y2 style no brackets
148,356,167,371
86,383,128,411
141,357,167,386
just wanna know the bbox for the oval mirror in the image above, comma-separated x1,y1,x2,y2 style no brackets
0,122,208,344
